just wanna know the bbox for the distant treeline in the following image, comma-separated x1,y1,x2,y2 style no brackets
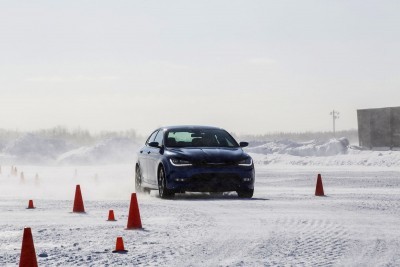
0,126,140,147
236,129,359,145
1,127,359,148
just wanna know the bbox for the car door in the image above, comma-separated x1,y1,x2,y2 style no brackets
147,130,164,185
139,130,158,184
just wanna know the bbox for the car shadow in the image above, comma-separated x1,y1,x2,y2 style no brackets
163,193,269,201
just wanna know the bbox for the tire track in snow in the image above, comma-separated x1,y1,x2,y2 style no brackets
340,237,400,266
258,217,350,266
166,201,272,267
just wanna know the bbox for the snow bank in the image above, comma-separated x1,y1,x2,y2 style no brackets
2,133,70,164
0,134,140,165
57,137,140,165
2,134,400,167
246,138,400,167
246,138,349,157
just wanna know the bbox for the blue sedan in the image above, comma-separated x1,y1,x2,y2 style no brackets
135,126,255,198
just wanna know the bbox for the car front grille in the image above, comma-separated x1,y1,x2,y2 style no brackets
188,173,241,191
193,161,237,167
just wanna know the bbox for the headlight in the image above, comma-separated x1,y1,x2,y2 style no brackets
238,158,253,166
170,158,192,166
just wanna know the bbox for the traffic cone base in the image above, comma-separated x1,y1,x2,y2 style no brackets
112,237,128,253
126,193,142,229
315,173,325,196
112,250,128,253
112,249,128,253
19,227,38,267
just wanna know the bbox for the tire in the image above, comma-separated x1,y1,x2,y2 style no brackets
135,165,149,194
143,188,151,194
158,167,175,199
237,189,254,198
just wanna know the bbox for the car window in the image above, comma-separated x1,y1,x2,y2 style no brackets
154,130,164,146
146,130,158,145
165,129,239,148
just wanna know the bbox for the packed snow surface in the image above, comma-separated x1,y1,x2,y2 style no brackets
1,163,400,266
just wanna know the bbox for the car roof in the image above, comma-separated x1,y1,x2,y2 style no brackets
159,125,224,131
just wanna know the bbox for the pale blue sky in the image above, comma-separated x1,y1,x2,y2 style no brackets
1,1,399,135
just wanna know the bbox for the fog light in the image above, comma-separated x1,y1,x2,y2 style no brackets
175,178,185,182
243,178,251,182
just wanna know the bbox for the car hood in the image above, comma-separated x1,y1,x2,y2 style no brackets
166,147,247,164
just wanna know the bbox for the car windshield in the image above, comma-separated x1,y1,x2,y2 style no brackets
165,129,239,148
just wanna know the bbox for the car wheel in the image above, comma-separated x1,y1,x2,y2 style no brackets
143,188,151,194
135,165,149,194
237,189,254,198
158,167,175,199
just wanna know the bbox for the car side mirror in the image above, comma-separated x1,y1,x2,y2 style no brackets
148,141,159,148
239,142,249,147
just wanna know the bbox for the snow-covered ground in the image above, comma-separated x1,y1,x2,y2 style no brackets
1,162,400,266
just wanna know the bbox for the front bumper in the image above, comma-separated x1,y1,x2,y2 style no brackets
165,164,255,192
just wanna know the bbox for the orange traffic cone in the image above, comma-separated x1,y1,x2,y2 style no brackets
27,200,35,209
19,227,38,267
112,237,128,253
73,185,85,213
107,210,116,221
126,193,142,229
315,174,325,196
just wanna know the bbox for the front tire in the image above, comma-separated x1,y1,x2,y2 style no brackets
237,189,254,198
158,167,175,199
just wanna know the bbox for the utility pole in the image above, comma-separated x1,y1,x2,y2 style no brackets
330,110,340,138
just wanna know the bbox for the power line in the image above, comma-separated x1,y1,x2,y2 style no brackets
330,110,340,138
